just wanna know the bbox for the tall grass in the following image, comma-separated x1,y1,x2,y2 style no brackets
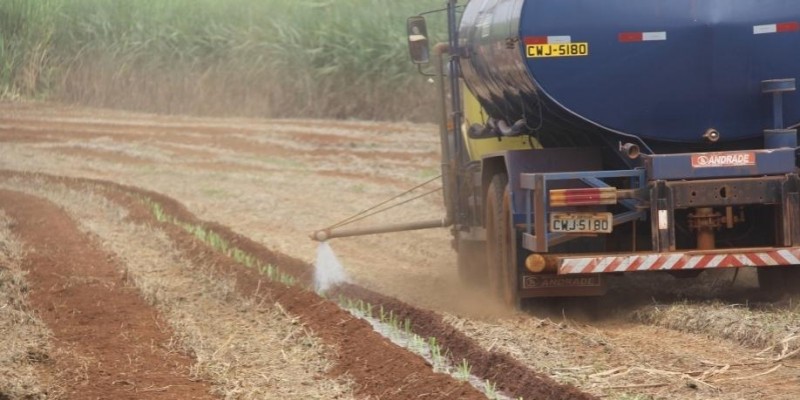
0,0,446,120
0,0,60,98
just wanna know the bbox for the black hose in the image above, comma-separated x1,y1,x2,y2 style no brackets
489,118,528,137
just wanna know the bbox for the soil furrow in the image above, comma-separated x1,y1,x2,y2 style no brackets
0,119,436,163
1,180,356,399
0,170,595,400
0,172,490,399
107,184,487,399
0,210,52,399
0,189,214,399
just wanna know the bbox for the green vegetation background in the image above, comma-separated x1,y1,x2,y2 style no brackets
0,0,445,120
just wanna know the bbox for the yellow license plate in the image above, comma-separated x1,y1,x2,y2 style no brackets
526,43,589,58
550,212,612,233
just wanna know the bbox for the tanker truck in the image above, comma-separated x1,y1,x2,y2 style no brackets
314,0,800,307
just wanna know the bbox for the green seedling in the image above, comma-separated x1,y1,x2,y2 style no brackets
456,359,471,381
484,380,498,400
140,197,295,287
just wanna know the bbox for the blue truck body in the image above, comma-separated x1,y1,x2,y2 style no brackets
459,0,800,150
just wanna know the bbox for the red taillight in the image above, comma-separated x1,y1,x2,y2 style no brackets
549,187,617,207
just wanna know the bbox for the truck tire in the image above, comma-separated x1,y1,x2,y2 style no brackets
485,173,521,308
457,240,487,287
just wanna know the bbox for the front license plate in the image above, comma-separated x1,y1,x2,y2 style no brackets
550,212,612,233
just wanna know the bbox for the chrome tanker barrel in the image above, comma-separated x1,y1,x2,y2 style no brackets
459,0,800,155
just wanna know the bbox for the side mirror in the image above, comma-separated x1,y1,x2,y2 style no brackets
407,16,430,65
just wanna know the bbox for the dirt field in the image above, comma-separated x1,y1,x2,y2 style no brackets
2,101,800,399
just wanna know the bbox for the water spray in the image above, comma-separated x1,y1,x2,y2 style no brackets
314,241,348,293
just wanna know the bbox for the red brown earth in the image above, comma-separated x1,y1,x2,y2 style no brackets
0,189,214,399
0,170,592,400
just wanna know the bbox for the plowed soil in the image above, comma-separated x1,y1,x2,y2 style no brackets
0,190,213,399
3,101,800,399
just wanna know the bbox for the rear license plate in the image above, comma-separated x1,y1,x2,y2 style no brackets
550,212,612,233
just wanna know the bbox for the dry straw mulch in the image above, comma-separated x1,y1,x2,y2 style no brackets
635,301,800,360
0,211,53,399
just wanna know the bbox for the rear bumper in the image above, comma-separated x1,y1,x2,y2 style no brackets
557,247,800,275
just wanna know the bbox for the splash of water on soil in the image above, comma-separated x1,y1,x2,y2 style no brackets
346,308,515,400
314,242,349,293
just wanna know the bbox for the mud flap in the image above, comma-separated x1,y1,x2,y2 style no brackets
519,273,607,297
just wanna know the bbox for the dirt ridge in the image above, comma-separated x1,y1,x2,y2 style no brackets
0,171,595,400
0,189,214,399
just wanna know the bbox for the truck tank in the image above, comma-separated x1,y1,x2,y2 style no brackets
459,0,800,154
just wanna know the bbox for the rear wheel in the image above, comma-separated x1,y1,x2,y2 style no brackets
485,173,521,308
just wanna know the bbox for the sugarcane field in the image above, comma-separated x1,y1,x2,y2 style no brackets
2,1,800,399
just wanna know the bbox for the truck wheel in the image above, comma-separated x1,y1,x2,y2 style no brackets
485,173,521,308
457,240,487,287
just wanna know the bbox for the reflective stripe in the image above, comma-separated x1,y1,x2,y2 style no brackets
734,254,755,266
754,24,779,34
619,31,667,42
705,254,725,268
562,257,592,274
758,253,779,266
593,257,615,273
604,257,624,273
771,251,790,265
547,36,572,44
642,32,667,41
524,36,573,45
682,255,702,270
557,248,800,275
745,253,764,266
627,256,645,271
754,22,800,35
778,249,800,265
649,254,670,270
662,254,683,270
637,255,659,270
